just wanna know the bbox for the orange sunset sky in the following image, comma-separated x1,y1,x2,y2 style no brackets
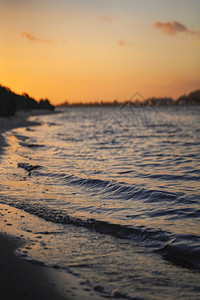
1,0,200,104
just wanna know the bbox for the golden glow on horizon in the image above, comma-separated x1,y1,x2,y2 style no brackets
1,0,200,105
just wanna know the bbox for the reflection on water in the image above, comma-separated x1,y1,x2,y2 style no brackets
0,105,200,299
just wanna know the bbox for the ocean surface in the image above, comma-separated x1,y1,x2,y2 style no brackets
1,105,200,299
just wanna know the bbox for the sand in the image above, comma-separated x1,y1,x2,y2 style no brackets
0,233,68,300
0,112,102,300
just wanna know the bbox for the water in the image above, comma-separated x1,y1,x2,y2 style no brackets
0,105,200,299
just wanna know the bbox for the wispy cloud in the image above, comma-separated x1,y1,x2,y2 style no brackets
118,40,126,46
153,20,200,38
99,16,113,22
21,31,50,43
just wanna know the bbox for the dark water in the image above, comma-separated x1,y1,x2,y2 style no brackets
0,105,200,299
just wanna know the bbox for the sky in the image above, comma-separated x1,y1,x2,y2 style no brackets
1,0,200,104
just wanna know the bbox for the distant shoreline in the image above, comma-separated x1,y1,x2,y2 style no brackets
57,89,200,107
1,83,199,112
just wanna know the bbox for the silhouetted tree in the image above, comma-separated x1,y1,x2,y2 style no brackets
0,84,54,116
0,85,16,116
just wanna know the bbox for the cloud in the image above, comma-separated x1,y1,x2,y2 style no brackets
99,16,113,22
118,40,126,46
153,20,200,38
21,31,50,43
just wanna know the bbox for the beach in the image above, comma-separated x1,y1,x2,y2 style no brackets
0,112,102,300
0,113,65,300
0,232,67,300
0,113,37,154
0,106,200,300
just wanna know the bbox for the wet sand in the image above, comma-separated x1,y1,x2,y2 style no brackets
0,112,102,300
0,112,66,300
0,112,39,155
0,233,68,300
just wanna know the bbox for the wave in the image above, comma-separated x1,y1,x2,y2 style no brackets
42,171,199,204
17,163,200,209
2,195,200,271
0,197,170,245
156,237,200,270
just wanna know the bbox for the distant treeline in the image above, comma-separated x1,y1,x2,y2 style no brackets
0,85,54,117
58,89,200,107
145,89,200,107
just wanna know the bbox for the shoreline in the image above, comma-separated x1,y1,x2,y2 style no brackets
0,109,62,155
0,111,41,156
0,111,66,300
0,111,102,300
0,232,68,300
0,203,101,300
